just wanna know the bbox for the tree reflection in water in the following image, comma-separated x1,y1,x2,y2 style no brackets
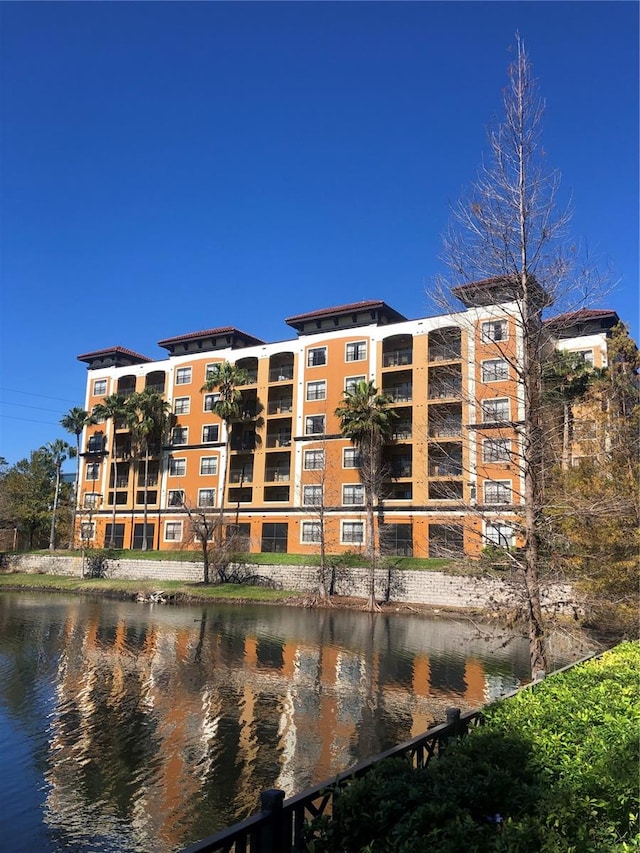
0,593,590,853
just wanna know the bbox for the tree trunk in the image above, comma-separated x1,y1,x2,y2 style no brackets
365,491,376,611
68,434,81,549
141,446,149,551
561,401,571,471
48,464,61,550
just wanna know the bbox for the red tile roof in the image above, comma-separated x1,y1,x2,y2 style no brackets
157,327,264,347
77,346,152,363
544,308,619,326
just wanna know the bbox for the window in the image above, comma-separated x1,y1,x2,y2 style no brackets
305,415,325,435
164,521,183,542
168,489,184,507
304,449,324,470
484,522,514,549
481,359,509,382
261,522,288,553
341,521,364,544
301,521,322,543
175,367,192,385
483,438,511,463
306,380,327,401
205,363,219,381
93,379,107,396
202,424,220,443
174,397,190,415
342,484,365,506
172,426,188,445
303,485,323,506
343,447,362,468
200,456,218,476
346,341,367,362
345,375,366,395
481,319,508,343
83,492,101,508
198,488,216,508
575,349,594,366
482,398,510,422
86,433,104,453
169,458,186,477
484,480,511,504
203,393,220,412
307,347,327,367
85,462,100,481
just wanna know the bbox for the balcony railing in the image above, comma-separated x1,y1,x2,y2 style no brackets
267,399,293,415
392,423,412,440
229,470,253,484
390,463,412,478
269,367,294,382
428,383,462,399
428,344,461,362
382,349,412,368
266,435,292,448
429,422,462,438
429,463,463,477
384,386,412,403
265,469,290,482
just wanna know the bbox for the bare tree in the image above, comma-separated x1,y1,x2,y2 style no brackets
180,500,235,585
298,434,342,602
433,35,605,677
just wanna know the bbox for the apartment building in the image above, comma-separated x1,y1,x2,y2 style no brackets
76,280,619,558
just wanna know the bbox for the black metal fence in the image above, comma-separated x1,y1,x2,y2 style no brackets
180,706,484,853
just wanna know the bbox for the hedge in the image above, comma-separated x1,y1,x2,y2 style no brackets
306,642,640,852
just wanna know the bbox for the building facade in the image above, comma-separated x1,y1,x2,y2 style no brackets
76,284,619,558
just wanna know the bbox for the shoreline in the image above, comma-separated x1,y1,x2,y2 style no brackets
0,571,500,621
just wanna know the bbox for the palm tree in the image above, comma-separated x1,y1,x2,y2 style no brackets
60,406,93,548
91,394,128,548
128,389,172,550
335,380,396,610
201,361,250,547
45,439,73,550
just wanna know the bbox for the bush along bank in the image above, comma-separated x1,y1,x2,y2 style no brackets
305,642,640,852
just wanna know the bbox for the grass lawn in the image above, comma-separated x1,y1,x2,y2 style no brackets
0,572,297,603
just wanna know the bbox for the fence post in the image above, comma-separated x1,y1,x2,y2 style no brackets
260,788,286,853
440,707,460,756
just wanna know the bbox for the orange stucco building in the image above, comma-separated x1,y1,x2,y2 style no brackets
75,282,619,556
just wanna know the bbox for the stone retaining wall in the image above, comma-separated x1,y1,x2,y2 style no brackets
8,554,575,613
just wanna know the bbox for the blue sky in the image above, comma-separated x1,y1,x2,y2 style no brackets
1,1,638,468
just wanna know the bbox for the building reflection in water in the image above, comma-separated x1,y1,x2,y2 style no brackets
1,594,561,852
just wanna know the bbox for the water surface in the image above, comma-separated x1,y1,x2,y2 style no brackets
0,592,590,852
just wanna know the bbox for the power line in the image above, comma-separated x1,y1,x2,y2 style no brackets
0,386,82,405
0,400,66,414
0,414,61,426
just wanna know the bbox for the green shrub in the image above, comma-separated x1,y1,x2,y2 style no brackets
305,642,640,852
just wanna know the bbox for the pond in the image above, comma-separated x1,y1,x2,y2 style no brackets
0,592,590,852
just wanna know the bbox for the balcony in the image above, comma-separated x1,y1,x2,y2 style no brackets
390,461,412,479
385,384,413,403
429,421,462,439
268,364,294,382
383,349,412,368
392,421,412,440
266,432,292,449
265,468,290,483
138,475,158,488
264,486,290,502
429,461,463,478
428,382,462,400
229,468,253,484
267,398,293,415
428,344,461,362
